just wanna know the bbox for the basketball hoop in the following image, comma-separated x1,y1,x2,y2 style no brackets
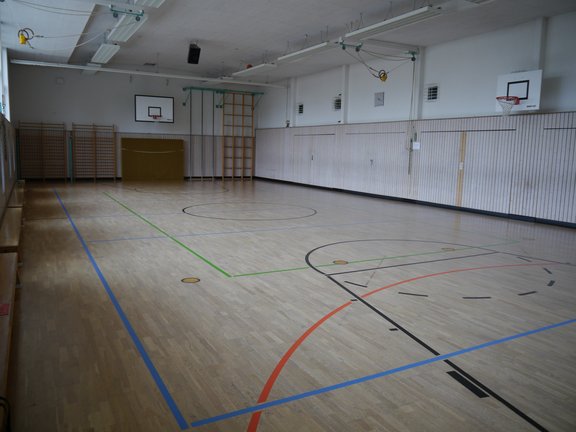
496,96,519,116
150,115,161,121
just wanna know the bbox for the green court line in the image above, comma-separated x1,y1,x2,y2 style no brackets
231,240,520,278
104,192,232,278
103,191,519,279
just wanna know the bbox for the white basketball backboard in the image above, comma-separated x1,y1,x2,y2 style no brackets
495,70,542,113
135,95,174,123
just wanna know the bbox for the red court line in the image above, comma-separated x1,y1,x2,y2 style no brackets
247,261,555,431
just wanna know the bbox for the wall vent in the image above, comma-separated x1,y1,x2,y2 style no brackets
298,103,304,114
426,84,439,102
333,96,342,111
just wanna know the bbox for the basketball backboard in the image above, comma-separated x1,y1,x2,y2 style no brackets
135,95,174,123
495,70,542,113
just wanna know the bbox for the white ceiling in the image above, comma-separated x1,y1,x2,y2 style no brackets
2,0,576,86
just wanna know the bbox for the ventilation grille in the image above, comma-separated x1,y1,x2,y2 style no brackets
298,103,304,115
426,85,439,101
333,96,342,111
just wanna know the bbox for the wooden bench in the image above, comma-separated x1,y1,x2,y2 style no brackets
0,208,23,256
7,182,24,209
0,253,18,432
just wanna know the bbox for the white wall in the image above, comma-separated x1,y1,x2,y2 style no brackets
541,12,576,111
348,58,416,123
420,20,544,118
9,13,576,130
257,83,289,127
11,66,193,133
257,12,576,128
293,67,343,126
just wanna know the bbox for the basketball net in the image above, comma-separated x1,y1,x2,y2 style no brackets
496,96,519,116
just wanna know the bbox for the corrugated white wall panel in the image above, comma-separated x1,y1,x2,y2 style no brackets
462,118,517,214
255,111,576,224
255,128,285,180
416,119,461,206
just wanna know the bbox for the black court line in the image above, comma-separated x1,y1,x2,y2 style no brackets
293,133,336,137
462,296,493,300
547,280,556,287
318,272,547,431
305,240,549,432
420,129,516,133
345,132,406,136
344,281,368,288
447,371,489,398
490,251,571,266
328,251,498,276
398,292,429,297
182,202,317,221
518,291,537,296
517,257,532,262
543,268,552,274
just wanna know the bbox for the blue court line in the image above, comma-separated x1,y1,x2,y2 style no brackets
54,189,189,430
190,317,576,427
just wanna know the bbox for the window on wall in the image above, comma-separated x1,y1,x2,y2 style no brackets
426,84,439,102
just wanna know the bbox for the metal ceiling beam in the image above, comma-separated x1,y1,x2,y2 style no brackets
10,60,285,88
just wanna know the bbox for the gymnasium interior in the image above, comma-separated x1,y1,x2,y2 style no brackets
0,0,575,431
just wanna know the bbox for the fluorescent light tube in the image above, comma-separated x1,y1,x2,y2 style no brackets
345,6,442,40
277,41,334,64
133,0,165,7
232,63,277,77
108,13,148,43
90,44,120,63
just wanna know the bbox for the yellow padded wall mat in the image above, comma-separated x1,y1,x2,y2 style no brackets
121,138,184,181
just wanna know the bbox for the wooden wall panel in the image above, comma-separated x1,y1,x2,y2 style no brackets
72,124,116,180
18,122,66,180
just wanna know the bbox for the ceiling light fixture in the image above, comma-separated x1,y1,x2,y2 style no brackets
345,5,443,40
107,12,148,42
276,41,335,64
90,43,120,63
133,0,165,7
232,63,277,77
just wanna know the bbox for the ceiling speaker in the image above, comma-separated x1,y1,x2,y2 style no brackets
188,44,201,64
